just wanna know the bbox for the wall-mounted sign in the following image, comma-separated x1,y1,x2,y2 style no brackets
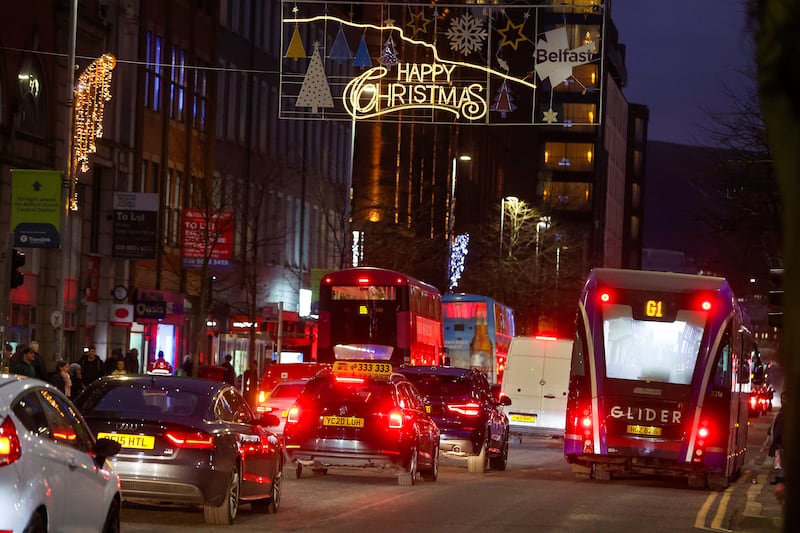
181,209,234,270
112,192,159,259
279,1,604,126
10,169,62,248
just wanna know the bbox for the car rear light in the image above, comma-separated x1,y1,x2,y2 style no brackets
335,376,364,384
388,411,403,429
0,416,22,466
258,390,267,404
165,430,214,449
286,406,300,424
447,402,481,416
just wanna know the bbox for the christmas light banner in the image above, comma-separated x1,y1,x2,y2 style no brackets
280,1,605,126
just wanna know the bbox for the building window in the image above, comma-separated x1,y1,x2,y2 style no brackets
555,63,598,94
145,32,163,110
561,103,596,131
17,56,46,137
164,168,183,244
193,66,207,131
541,180,592,212
170,46,186,121
216,62,225,139
544,142,594,172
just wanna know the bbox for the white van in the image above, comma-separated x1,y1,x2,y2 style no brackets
501,336,574,437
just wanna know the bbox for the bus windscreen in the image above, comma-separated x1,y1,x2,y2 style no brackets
602,304,706,385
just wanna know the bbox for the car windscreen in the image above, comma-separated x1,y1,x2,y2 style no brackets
301,379,393,406
400,374,471,399
79,384,208,418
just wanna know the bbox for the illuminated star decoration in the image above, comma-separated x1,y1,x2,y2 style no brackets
542,107,558,124
406,9,432,39
497,18,528,51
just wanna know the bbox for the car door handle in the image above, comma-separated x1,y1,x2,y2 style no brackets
543,394,556,399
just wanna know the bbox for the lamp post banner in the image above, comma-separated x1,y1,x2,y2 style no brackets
279,1,604,126
10,169,62,248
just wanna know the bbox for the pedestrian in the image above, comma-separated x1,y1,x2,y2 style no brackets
765,391,786,484
179,354,194,377
124,348,140,374
50,360,72,397
80,345,106,384
105,347,124,374
28,340,48,381
110,359,127,376
220,354,235,385
12,346,36,378
1,344,12,372
68,363,84,400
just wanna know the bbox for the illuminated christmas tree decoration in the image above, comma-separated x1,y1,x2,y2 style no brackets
449,233,470,291
329,24,353,64
296,42,334,113
72,53,116,208
353,33,372,68
285,23,307,60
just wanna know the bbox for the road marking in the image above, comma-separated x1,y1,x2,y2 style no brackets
710,487,733,531
695,491,717,529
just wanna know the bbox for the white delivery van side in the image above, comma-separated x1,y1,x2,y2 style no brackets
501,336,574,437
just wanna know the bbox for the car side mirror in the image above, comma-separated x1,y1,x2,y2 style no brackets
94,437,122,466
499,395,512,407
258,413,281,428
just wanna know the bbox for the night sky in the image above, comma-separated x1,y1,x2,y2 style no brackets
611,0,754,147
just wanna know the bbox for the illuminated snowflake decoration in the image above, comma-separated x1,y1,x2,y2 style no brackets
446,13,487,55
448,233,470,291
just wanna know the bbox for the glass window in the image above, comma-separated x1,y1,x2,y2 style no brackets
12,391,50,438
544,142,595,172
39,389,94,453
541,180,592,211
145,32,163,110
602,304,706,385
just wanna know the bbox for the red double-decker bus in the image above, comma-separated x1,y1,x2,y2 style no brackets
317,267,444,368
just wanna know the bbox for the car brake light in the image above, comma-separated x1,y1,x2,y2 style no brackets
286,406,300,424
335,376,364,384
165,430,214,449
258,390,267,404
447,402,480,416
0,416,22,466
388,411,403,429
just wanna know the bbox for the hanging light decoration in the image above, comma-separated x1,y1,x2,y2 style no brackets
71,53,116,209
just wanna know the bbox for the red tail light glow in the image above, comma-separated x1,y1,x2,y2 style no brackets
447,402,481,416
286,406,300,424
335,376,365,384
0,416,22,466
388,411,403,428
701,300,712,311
165,430,214,449
600,292,611,303
697,426,709,439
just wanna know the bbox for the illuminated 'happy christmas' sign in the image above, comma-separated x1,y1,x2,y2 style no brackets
343,63,486,120
279,1,605,126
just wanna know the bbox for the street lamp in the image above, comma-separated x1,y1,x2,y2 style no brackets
448,155,471,290
499,196,519,256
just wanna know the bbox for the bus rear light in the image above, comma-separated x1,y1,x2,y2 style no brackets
388,411,403,429
697,427,709,439
701,300,712,311
599,292,611,303
286,406,300,424
447,403,481,416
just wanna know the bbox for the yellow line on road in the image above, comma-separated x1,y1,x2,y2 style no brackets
695,491,718,529
710,487,733,531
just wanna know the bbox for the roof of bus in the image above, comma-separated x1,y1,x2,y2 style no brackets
442,293,511,306
321,267,440,292
588,268,728,292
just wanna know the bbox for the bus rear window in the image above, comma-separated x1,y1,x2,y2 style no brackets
332,286,396,300
602,304,706,385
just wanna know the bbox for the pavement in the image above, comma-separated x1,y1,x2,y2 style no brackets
731,415,784,532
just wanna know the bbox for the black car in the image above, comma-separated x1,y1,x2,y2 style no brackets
396,366,512,473
74,375,283,525
283,368,440,485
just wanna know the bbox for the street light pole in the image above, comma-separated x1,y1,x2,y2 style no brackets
447,155,471,290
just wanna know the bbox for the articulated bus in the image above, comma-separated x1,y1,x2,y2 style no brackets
317,267,444,369
564,268,756,490
441,293,515,384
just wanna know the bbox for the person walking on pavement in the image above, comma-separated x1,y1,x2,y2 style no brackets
50,360,72,397
12,346,36,378
220,354,235,385
68,363,84,400
29,340,48,381
80,345,106,385
765,391,786,484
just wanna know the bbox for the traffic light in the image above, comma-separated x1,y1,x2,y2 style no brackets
10,249,25,289
768,267,783,328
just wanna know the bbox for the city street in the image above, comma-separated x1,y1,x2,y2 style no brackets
120,416,774,532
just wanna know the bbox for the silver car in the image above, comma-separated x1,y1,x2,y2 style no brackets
75,375,283,525
0,373,122,532
256,379,310,436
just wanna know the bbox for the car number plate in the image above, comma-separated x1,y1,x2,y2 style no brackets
97,432,156,449
323,416,365,428
626,425,662,436
510,414,536,423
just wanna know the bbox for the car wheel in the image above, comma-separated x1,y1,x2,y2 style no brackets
252,466,282,514
467,433,488,473
203,463,241,525
23,511,46,533
489,431,509,471
420,444,439,482
101,498,121,533
398,446,418,486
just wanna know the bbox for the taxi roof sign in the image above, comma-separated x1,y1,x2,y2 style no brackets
333,361,393,379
